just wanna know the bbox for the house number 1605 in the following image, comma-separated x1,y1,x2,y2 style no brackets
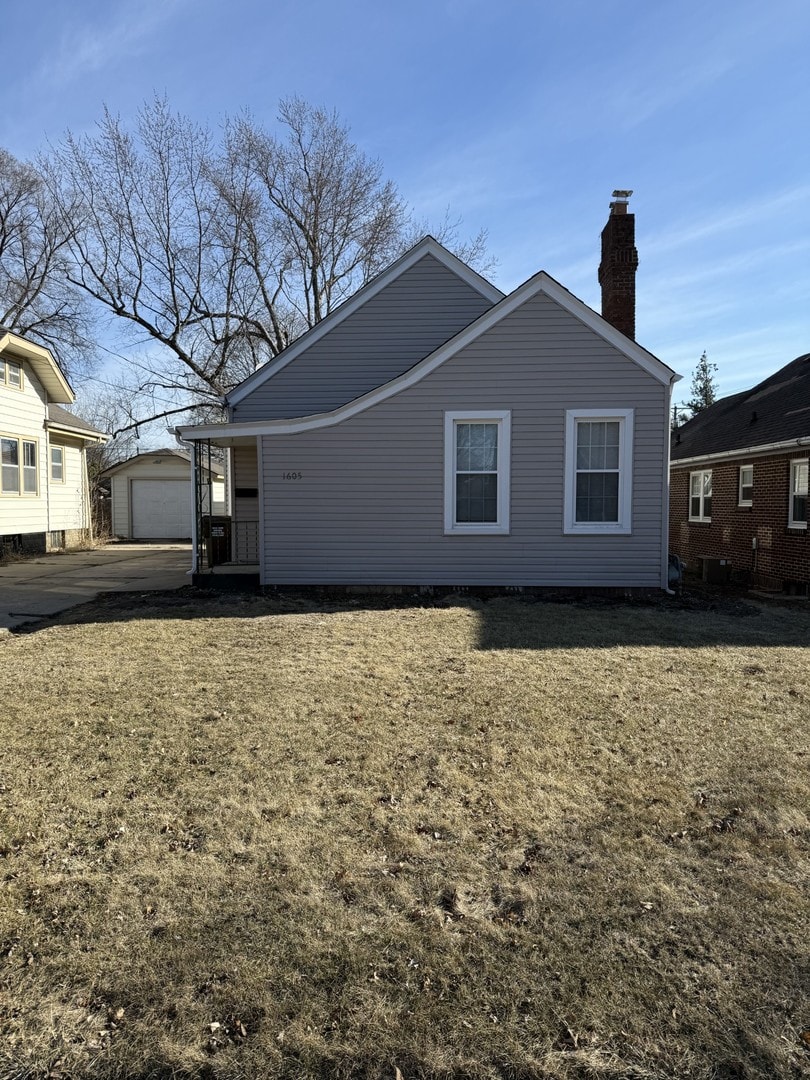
282,471,303,480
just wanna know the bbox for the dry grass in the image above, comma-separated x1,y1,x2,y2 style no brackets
0,590,808,1080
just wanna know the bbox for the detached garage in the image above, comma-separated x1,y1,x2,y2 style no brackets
103,449,225,540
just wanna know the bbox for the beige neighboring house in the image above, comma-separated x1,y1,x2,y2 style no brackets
103,449,225,540
1,330,107,554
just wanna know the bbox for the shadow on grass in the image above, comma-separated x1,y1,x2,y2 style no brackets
10,583,810,652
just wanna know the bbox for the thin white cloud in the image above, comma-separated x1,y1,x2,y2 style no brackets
40,0,188,87
646,184,810,254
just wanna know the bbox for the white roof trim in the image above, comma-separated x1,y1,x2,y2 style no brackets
46,419,109,443
179,270,677,443
0,331,74,403
671,436,810,467
225,236,504,407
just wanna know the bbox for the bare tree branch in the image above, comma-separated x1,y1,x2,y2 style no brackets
41,95,492,428
0,148,96,379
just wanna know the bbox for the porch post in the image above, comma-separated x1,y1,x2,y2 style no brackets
189,443,199,574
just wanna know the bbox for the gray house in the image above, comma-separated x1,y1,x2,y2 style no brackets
178,197,679,590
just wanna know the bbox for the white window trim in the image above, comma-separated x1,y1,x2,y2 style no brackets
444,410,511,535
788,459,808,530
50,444,65,483
563,409,633,535
1,434,38,497
738,464,753,507
688,468,713,523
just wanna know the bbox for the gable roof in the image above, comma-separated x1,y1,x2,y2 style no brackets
671,353,810,462
0,329,74,403
226,236,505,408
46,403,108,442
178,268,678,443
101,448,225,478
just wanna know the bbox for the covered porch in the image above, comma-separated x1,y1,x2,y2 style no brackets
191,437,261,589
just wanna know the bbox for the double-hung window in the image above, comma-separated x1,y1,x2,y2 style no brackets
444,411,510,534
738,465,753,506
689,469,712,522
1,360,23,389
50,445,65,482
789,460,808,529
1,436,38,495
564,409,633,534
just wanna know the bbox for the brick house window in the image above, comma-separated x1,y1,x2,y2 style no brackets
738,465,753,506
789,460,808,529
689,469,712,522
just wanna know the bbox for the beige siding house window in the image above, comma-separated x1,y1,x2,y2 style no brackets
444,410,511,534
51,445,65,482
1,360,23,389
1,437,38,495
564,409,633,534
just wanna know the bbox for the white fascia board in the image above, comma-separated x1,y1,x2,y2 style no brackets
0,331,75,403
671,435,810,468
226,236,504,407
179,271,677,443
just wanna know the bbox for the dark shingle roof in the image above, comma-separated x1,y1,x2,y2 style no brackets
46,403,107,436
671,353,810,461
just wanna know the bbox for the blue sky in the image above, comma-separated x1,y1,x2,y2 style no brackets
3,0,809,405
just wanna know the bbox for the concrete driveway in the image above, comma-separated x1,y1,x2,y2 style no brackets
0,543,192,629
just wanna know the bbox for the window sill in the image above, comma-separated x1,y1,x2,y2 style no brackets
688,518,712,525
564,524,631,536
444,525,510,536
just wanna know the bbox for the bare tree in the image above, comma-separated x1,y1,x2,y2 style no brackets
44,96,490,421
0,149,94,379
45,100,256,405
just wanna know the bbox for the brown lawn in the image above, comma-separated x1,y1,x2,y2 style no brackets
0,590,808,1079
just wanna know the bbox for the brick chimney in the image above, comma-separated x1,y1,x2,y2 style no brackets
598,189,638,340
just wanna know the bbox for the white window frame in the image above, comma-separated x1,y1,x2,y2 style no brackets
563,409,633,535
788,459,808,530
689,469,713,523
444,410,511,535
738,464,753,507
50,444,65,483
1,435,38,496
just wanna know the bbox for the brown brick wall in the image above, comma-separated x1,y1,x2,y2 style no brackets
670,450,809,588
599,212,638,340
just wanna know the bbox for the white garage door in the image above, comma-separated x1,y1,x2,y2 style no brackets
131,479,192,539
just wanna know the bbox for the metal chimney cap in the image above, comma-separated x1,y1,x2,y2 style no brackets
611,189,633,200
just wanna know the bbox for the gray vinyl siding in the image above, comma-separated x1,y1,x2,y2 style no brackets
258,293,669,587
232,255,496,422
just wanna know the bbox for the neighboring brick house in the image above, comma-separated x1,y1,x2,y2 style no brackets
670,353,809,592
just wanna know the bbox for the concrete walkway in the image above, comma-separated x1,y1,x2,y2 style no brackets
0,543,192,629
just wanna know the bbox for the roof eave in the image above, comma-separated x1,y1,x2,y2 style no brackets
45,419,109,443
179,271,678,444
0,332,75,403
671,435,810,467
225,236,504,407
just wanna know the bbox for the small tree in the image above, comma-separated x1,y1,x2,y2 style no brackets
686,351,718,415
